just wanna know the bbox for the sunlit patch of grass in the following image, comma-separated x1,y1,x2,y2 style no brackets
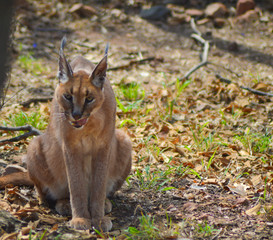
126,214,161,240
116,98,143,113
18,52,49,76
134,165,176,192
126,212,182,240
161,78,191,121
3,110,48,130
190,122,218,152
196,222,219,237
116,82,145,101
234,128,272,155
175,78,191,99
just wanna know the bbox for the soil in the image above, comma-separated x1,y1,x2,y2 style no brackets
1,0,273,239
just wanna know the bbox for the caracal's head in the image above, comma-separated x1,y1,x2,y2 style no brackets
55,37,108,129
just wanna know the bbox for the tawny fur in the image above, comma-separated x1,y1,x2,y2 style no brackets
0,39,132,232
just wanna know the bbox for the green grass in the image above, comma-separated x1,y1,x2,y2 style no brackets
234,128,272,155
175,78,191,99
18,52,49,76
126,214,161,240
3,111,48,130
126,213,181,240
190,122,217,152
116,98,143,113
116,82,145,101
134,165,175,192
196,222,219,237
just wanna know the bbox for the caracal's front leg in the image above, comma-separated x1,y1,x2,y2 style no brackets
90,149,112,232
63,144,91,230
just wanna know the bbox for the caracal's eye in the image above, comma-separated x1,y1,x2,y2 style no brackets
85,96,94,104
63,93,73,101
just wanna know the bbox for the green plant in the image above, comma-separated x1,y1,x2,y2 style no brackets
126,212,183,240
190,122,217,151
135,165,175,192
206,149,217,170
188,168,202,180
197,222,218,237
117,82,145,101
18,52,48,76
175,78,191,98
119,118,137,127
126,214,161,240
234,128,272,155
116,98,143,113
28,229,47,240
163,79,191,121
165,99,175,120
5,111,47,130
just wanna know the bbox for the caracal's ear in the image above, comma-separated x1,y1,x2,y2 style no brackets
90,43,109,89
58,36,73,84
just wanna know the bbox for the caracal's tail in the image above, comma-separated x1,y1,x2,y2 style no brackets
0,169,33,189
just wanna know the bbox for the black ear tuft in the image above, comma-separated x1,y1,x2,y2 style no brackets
58,36,73,84
90,54,107,89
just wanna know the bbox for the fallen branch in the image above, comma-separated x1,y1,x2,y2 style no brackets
108,57,157,71
180,18,210,81
35,28,71,34
20,97,53,108
216,74,273,97
0,125,41,145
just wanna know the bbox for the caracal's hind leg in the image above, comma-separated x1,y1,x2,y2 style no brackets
26,135,69,215
107,129,132,196
55,199,71,216
26,136,51,203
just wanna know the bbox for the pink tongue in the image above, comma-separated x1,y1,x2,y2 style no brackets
73,118,87,127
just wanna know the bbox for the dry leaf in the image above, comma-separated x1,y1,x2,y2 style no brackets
245,203,261,216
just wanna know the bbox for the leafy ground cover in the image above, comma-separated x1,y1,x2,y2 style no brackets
0,0,273,239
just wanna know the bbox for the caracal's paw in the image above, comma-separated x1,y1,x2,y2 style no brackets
105,198,112,214
70,217,91,230
55,199,71,216
92,217,112,232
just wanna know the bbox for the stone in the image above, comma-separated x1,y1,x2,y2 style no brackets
235,9,258,24
205,3,229,18
213,18,226,28
140,5,171,21
197,18,210,25
69,3,97,18
236,0,255,16
0,210,22,233
185,8,204,17
167,13,188,25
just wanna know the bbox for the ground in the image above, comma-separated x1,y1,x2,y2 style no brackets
0,0,273,239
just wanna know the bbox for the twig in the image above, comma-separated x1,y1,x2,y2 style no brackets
190,17,202,36
20,97,53,108
182,61,208,80
216,74,273,97
108,57,156,71
1,86,26,110
209,62,242,77
35,28,71,34
0,125,41,145
180,18,210,81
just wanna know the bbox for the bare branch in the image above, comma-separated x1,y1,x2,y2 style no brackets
180,19,210,81
216,74,273,97
20,97,53,108
0,125,41,145
108,57,157,71
190,17,202,36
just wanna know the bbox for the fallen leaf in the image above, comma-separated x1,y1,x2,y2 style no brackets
245,203,261,216
228,183,248,196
